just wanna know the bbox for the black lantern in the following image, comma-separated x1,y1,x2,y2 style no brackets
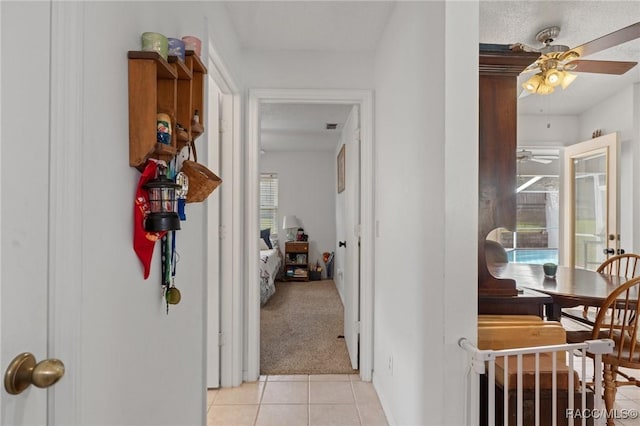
143,166,181,232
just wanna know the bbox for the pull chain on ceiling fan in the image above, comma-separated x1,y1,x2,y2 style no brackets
512,21,640,96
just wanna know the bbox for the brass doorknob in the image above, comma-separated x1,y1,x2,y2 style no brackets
4,352,65,395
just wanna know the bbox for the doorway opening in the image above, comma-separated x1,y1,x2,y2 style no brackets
245,89,374,382
258,103,356,375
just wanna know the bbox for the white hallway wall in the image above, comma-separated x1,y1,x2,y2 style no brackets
373,2,478,425
244,2,478,425
260,151,336,276
73,2,242,425
373,4,443,421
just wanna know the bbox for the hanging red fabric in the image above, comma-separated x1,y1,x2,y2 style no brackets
133,159,167,279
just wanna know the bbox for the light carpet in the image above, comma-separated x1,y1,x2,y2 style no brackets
260,279,356,375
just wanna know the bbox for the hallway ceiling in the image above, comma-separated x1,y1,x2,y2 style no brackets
223,1,394,52
223,1,640,152
260,103,353,152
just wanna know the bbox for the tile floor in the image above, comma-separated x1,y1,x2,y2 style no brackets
208,317,640,425
207,374,388,426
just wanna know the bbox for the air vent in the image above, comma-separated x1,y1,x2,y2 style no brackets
325,123,338,130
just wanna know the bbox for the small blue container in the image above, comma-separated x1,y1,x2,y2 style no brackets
168,38,185,61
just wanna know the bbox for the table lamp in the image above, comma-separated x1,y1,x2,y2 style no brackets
282,215,300,242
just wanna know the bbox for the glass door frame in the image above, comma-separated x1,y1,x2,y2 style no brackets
561,132,620,269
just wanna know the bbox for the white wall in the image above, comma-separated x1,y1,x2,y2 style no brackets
74,2,240,424
372,2,478,424
260,151,336,277
579,87,634,142
518,114,580,146
443,3,481,424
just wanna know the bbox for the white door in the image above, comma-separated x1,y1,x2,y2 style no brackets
562,132,620,269
342,106,360,369
1,1,63,423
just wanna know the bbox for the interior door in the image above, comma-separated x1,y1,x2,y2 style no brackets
342,106,360,369
562,132,620,270
1,1,59,424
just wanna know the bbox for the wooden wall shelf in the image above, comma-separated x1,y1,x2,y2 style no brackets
128,49,207,169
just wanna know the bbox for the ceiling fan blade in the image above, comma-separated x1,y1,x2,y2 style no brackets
570,21,640,58
530,158,552,164
569,59,638,74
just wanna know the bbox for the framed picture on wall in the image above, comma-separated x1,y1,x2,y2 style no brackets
337,144,345,193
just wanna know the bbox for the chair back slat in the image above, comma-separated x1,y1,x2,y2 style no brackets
594,276,640,364
597,253,640,278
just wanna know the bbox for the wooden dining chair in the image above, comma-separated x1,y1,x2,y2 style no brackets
566,275,640,426
581,253,640,321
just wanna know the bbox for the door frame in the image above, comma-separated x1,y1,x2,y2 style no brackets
561,132,620,268
203,33,243,389
245,88,374,381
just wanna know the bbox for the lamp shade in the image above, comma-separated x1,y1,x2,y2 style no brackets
523,73,543,93
560,71,577,89
544,69,562,87
282,215,300,230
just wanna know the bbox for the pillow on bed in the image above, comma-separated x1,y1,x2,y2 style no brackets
259,238,270,250
260,228,273,249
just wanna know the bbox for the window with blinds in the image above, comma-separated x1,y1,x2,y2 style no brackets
260,173,279,232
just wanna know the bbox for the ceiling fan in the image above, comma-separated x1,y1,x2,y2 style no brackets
516,150,558,164
512,22,640,96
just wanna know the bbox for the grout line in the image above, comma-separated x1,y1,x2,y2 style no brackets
253,403,261,426
308,375,312,426
350,379,365,425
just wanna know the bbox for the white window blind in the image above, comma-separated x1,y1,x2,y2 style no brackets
260,173,278,232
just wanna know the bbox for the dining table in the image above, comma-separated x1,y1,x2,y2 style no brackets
488,262,630,321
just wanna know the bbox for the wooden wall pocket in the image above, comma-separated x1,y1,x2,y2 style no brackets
127,49,207,170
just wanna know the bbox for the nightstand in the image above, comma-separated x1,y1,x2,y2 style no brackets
283,241,309,281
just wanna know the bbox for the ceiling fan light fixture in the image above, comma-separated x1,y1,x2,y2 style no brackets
545,69,562,86
523,73,543,93
559,50,580,62
537,83,554,95
560,71,577,89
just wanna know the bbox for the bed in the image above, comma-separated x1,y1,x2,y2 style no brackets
260,248,282,306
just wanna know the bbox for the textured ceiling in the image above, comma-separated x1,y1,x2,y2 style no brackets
480,1,640,115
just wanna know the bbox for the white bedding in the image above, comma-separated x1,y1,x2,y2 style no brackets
260,248,282,305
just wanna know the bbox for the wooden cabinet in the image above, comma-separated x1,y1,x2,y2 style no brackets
477,45,539,296
284,242,309,281
127,50,207,169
